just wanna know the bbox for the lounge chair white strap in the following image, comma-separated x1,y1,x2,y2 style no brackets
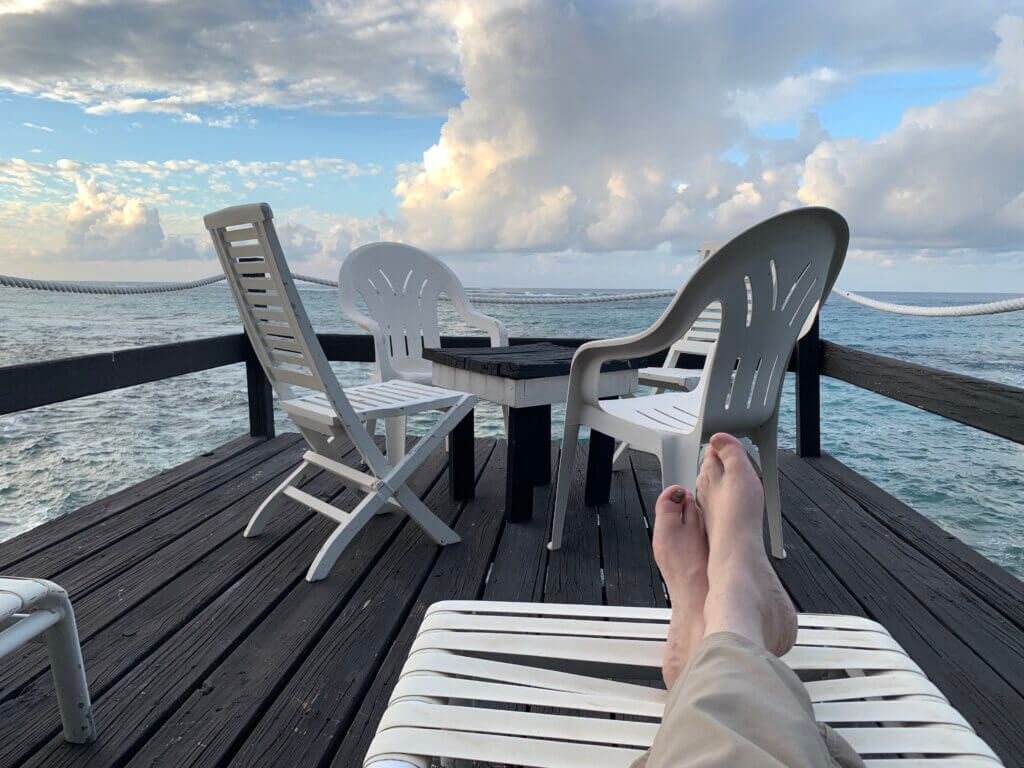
205,203,478,582
0,577,95,743
364,601,1002,767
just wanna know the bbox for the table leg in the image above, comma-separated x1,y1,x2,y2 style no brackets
533,404,552,485
584,429,615,506
505,405,547,522
449,408,475,500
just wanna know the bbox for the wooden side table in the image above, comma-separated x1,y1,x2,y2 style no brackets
423,343,641,522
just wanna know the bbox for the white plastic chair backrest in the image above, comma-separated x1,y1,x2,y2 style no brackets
667,243,722,358
339,243,477,382
577,208,848,434
676,208,846,433
205,203,380,461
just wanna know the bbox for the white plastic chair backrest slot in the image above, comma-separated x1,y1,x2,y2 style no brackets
339,243,484,381
576,208,847,434
205,203,381,463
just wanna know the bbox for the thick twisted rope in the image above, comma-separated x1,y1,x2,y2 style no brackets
0,273,226,295
834,290,1024,317
2,271,1023,315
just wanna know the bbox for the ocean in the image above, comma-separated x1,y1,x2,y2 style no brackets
2,285,1022,576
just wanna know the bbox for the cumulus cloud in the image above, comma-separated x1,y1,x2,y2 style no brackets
796,15,1024,250
61,175,203,260
390,3,1024,266
0,0,460,116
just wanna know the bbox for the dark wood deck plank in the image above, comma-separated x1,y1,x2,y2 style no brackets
544,442,604,605
0,434,265,571
600,461,665,608
0,468,341,768
778,454,1024,765
118,443,458,768
781,452,1024,694
11,434,302,580
21,445,447,768
482,445,558,603
258,441,502,768
806,452,1024,631
0,436,1020,768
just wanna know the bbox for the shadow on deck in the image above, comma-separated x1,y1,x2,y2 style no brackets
0,433,1022,767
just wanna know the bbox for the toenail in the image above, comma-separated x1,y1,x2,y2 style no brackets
670,490,684,503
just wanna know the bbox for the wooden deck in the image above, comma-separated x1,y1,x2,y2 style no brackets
0,433,1022,768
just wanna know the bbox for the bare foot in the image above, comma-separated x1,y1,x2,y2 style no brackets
698,433,798,657
652,485,709,688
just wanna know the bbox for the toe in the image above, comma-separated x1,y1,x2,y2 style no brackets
655,485,686,526
709,433,748,468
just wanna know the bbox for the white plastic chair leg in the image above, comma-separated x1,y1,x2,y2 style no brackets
754,426,786,559
392,485,461,547
365,418,378,438
548,422,581,551
385,416,407,464
659,437,699,496
43,595,96,743
306,491,388,582
611,441,631,472
245,461,316,537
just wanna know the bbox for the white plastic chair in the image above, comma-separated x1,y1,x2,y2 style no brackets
205,204,477,582
339,242,508,462
550,208,849,556
0,577,95,743
632,242,723,397
363,601,1003,767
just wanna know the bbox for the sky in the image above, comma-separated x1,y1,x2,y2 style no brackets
0,0,1022,291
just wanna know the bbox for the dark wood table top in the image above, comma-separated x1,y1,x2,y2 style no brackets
423,341,642,380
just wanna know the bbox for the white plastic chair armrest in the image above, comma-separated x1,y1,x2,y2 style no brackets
448,292,509,347
338,281,401,381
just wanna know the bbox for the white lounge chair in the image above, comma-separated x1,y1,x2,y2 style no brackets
338,242,508,462
363,601,1003,767
205,203,477,582
0,577,95,743
550,208,849,557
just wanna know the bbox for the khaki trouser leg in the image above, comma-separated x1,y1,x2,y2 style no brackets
632,632,865,768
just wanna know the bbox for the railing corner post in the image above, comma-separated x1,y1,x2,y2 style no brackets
795,315,821,458
244,342,275,439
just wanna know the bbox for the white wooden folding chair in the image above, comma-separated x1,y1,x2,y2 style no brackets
551,208,849,557
364,601,1003,767
339,242,508,463
205,203,477,582
0,577,95,743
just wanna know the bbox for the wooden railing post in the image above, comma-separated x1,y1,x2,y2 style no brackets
794,315,821,457
245,346,275,439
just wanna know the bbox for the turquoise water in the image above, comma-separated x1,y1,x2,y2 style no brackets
1,286,1022,576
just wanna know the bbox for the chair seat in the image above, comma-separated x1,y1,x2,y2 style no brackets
0,577,61,620
281,380,468,427
636,366,703,392
365,600,1002,767
597,389,702,436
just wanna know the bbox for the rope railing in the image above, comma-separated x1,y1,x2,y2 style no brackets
2,271,1022,315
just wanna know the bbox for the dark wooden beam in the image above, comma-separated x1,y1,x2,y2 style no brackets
794,316,821,457
821,340,1024,445
0,335,249,416
245,345,275,439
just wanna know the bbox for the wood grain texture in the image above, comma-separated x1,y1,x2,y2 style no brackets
0,438,1019,768
423,341,640,379
0,433,264,571
821,340,1024,443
